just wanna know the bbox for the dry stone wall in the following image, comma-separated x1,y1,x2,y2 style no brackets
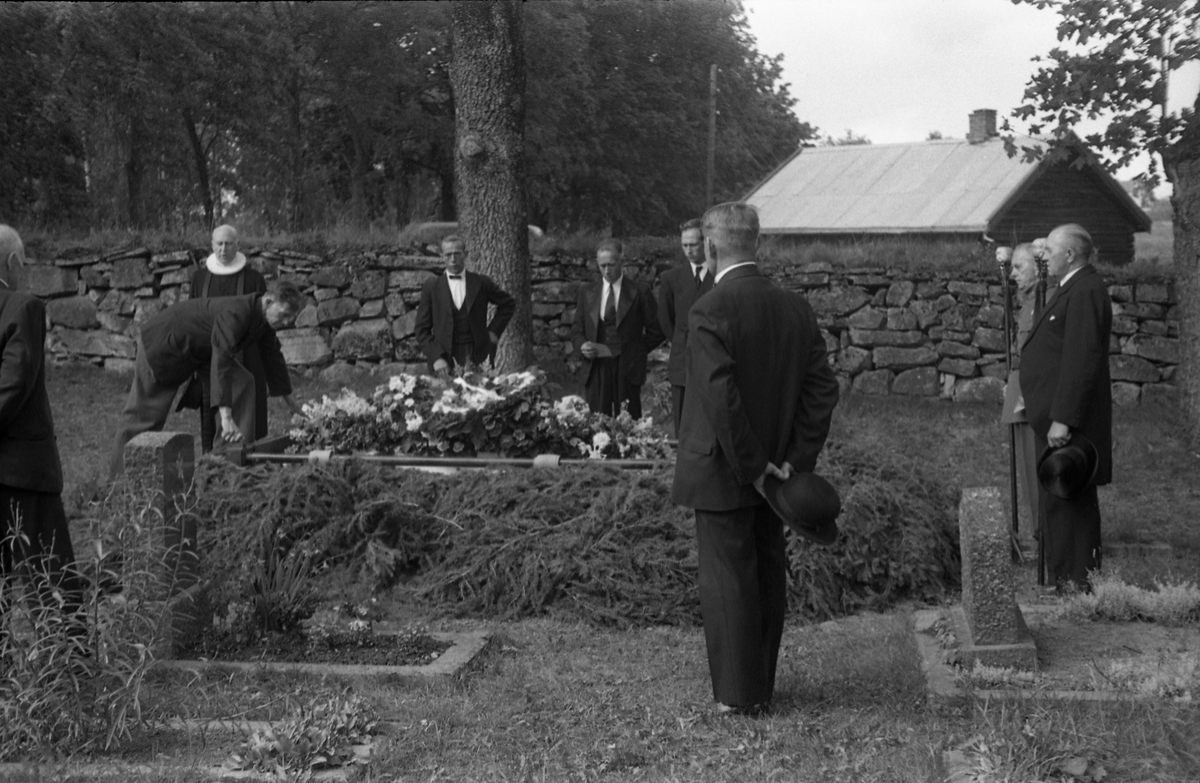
29,246,1178,406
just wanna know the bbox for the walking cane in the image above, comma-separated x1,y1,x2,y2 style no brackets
995,246,1023,564
1034,247,1049,586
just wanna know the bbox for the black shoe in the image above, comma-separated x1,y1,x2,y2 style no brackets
717,701,770,717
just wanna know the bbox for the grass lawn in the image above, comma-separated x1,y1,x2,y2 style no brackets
23,361,1200,780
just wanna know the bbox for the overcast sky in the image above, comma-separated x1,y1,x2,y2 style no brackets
742,0,1200,187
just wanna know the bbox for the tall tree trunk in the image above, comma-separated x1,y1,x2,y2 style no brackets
1167,97,1200,444
450,1,533,372
182,109,215,231
125,112,145,229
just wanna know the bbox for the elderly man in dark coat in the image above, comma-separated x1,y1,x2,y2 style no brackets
671,203,840,715
1021,223,1113,592
0,225,84,625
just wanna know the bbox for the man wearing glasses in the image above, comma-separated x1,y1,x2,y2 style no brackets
414,235,516,374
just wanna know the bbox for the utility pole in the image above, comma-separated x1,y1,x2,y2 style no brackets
706,64,717,207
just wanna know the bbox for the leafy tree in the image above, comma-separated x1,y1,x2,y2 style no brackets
0,4,88,226
1003,0,1200,440
821,129,873,146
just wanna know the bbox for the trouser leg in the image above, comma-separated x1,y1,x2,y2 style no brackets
695,503,786,707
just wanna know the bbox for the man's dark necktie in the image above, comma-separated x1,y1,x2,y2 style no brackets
694,267,703,287
604,284,616,321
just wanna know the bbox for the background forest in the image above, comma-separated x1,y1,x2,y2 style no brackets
0,0,812,237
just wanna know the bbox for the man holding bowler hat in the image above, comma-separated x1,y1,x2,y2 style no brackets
671,202,840,716
1021,223,1112,592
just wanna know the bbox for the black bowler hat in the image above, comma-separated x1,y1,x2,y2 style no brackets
763,472,841,546
1037,433,1100,499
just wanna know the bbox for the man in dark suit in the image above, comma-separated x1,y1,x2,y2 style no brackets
414,235,516,374
571,239,665,418
1021,223,1112,592
657,218,714,434
108,280,305,478
671,203,840,715
0,225,85,626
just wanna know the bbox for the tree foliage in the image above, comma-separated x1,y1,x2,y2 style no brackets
0,0,810,236
1004,0,1198,187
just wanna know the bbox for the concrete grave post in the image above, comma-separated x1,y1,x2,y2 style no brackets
121,431,204,655
952,487,1037,670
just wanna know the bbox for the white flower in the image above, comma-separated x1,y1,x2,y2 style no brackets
592,432,611,450
405,411,424,432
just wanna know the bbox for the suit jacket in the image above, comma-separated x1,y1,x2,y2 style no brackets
1020,264,1113,485
139,294,288,408
571,277,665,388
0,291,63,494
657,264,713,386
671,264,840,512
414,271,516,368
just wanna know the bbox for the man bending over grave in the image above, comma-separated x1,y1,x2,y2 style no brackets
108,279,305,479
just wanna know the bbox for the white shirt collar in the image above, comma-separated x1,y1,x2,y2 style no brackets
205,252,247,275
715,261,756,284
690,263,706,280
1058,264,1086,287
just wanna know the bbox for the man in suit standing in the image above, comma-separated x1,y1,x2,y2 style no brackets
414,235,516,374
571,239,665,418
109,280,305,478
1021,223,1113,592
0,225,84,626
657,218,714,434
671,203,840,715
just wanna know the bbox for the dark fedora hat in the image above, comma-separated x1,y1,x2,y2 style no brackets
763,472,841,546
1037,433,1100,499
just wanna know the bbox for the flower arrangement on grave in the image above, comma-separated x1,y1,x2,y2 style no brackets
288,369,672,460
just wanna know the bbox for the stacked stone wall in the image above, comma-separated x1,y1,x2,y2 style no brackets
28,246,1178,405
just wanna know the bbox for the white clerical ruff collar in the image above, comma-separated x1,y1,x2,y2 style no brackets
205,252,247,275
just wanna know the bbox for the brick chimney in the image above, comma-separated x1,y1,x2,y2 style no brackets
967,109,998,143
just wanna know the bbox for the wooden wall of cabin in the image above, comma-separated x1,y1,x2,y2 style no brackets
990,164,1142,265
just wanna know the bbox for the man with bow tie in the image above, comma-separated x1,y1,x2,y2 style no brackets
571,239,665,418
657,218,714,434
414,235,516,374
1020,223,1113,592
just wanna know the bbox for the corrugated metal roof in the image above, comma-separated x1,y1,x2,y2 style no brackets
744,137,1047,234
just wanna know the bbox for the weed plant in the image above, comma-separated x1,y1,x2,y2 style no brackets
1063,570,1200,625
0,485,185,761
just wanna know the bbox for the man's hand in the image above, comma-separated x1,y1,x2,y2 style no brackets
433,358,450,373
752,462,791,497
488,331,499,346
1047,421,1070,449
219,407,242,443
283,394,306,420
580,341,598,359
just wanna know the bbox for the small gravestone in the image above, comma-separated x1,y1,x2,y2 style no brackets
122,432,206,655
952,487,1037,670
